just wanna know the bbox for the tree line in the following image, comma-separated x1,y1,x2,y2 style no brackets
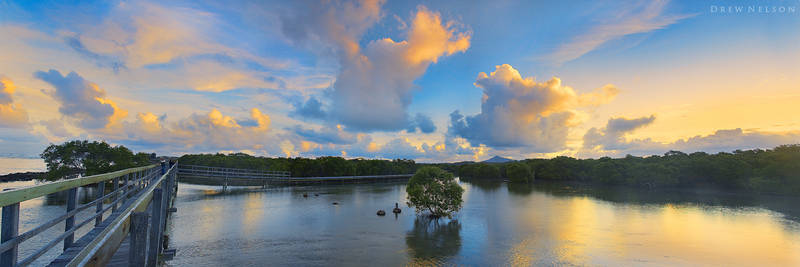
38,140,800,195
178,153,418,177
451,144,800,195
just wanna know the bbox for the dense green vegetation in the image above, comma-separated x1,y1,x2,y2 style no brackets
38,139,800,195
457,163,500,179
40,140,153,181
178,153,417,177
455,145,800,195
505,162,533,183
406,166,464,218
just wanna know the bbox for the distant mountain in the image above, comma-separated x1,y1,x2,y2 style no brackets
482,156,513,163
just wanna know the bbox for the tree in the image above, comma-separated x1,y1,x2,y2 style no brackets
406,167,464,218
506,162,533,183
40,140,150,181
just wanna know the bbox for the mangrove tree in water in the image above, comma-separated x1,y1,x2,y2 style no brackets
406,166,464,218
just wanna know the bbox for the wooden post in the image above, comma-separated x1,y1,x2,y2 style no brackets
95,181,105,226
160,183,168,230
130,212,149,267
147,188,163,267
112,177,119,212
1,189,19,267
64,187,78,251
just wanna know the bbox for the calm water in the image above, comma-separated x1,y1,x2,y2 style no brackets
166,180,800,266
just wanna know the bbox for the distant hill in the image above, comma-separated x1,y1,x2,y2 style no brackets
482,156,513,163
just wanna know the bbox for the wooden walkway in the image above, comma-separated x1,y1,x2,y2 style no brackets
106,237,130,267
0,162,178,267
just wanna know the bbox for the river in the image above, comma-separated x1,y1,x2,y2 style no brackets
164,180,800,266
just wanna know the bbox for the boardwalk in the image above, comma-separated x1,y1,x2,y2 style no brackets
0,162,178,267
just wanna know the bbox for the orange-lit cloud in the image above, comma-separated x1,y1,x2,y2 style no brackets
449,64,618,152
0,77,29,128
34,70,127,130
289,3,470,132
581,115,800,157
250,108,271,131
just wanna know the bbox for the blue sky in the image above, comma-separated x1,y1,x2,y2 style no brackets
1,0,799,161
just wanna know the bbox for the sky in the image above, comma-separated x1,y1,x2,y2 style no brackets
0,0,798,162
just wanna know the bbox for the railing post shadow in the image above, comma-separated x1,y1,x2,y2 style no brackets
147,188,163,267
64,187,78,251
1,189,19,267
112,177,119,212
95,181,105,226
130,212,150,266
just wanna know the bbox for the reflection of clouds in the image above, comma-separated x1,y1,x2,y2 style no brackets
242,192,264,235
516,184,800,265
406,217,462,264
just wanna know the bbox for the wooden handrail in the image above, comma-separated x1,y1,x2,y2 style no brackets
0,164,156,208
67,163,177,267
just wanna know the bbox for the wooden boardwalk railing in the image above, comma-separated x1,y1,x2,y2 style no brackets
0,161,179,267
177,164,289,179
177,165,413,186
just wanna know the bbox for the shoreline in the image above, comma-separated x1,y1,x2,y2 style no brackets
0,171,45,182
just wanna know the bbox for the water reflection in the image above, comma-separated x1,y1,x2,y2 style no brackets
529,181,800,222
460,178,502,191
506,183,533,196
406,217,461,264
160,180,800,266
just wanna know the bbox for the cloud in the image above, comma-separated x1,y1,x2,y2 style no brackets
63,2,302,93
63,36,126,73
549,0,692,64
290,124,357,145
449,64,618,152
406,113,437,133
583,115,656,150
292,96,327,120
285,3,470,132
116,108,279,154
582,115,800,157
0,127,49,158
672,129,800,154
34,69,127,130
280,0,384,58
0,77,29,128
298,134,426,160
76,2,256,68
40,119,72,138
